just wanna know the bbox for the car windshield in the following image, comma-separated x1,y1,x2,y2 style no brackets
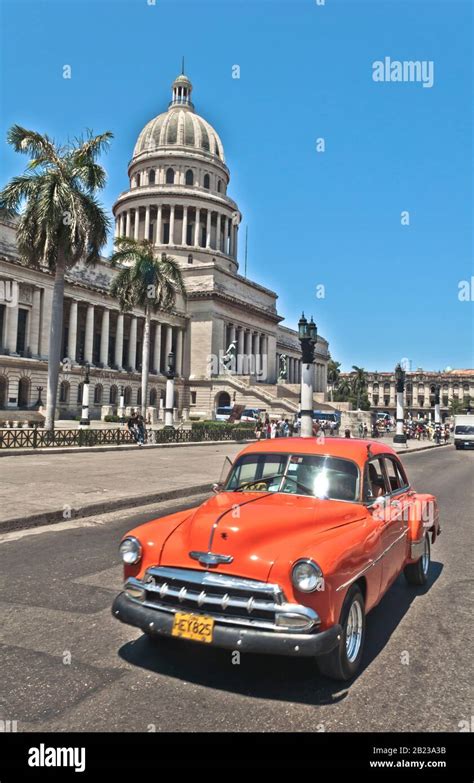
455,425,474,434
224,453,360,501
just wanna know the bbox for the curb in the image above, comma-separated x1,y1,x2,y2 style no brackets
0,483,213,535
0,438,253,458
393,442,451,455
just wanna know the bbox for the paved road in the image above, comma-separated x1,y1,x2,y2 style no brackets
0,447,472,732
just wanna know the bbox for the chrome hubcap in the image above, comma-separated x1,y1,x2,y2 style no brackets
422,536,430,575
345,599,363,663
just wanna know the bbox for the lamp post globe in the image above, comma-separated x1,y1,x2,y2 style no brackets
393,363,407,444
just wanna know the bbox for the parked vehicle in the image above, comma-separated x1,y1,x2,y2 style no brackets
240,408,261,423
214,406,232,422
453,414,474,449
113,438,440,681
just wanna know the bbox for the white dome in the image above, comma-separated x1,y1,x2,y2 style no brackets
132,73,225,162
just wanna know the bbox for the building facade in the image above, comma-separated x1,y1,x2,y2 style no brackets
340,369,474,420
0,71,330,421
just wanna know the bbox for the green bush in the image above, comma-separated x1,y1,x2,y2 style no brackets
104,414,121,422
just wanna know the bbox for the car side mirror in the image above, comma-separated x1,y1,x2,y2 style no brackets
212,482,222,494
368,495,387,512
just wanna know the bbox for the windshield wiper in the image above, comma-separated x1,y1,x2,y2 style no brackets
231,473,286,492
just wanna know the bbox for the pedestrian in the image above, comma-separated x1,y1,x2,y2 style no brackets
363,423,368,438
344,428,351,438
255,419,263,440
358,422,364,438
270,420,277,439
136,413,146,445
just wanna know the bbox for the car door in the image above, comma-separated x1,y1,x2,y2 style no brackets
379,455,411,589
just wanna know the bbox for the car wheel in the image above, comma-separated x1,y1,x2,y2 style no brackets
404,533,430,586
317,585,365,681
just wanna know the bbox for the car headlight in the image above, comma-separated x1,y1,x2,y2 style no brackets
119,536,142,565
291,559,324,592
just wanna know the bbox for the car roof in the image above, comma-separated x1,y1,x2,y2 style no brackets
238,437,398,463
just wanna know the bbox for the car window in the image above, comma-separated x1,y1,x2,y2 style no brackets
364,458,387,501
225,453,360,501
383,457,409,492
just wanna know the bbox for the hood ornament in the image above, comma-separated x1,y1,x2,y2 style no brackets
189,551,233,567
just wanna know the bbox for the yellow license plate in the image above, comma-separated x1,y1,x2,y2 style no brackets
172,612,214,643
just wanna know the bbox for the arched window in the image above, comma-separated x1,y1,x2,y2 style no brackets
109,385,118,405
135,173,140,188
217,180,222,193
217,391,231,408
0,376,7,408
18,377,30,407
188,254,193,264
77,383,83,403
149,388,157,406
124,386,132,405
93,384,103,405
148,169,155,185
166,167,175,184
59,381,69,404
203,173,210,189
185,169,194,186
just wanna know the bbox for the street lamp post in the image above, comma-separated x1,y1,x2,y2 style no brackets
393,363,406,444
119,385,125,424
79,363,91,429
298,313,317,438
434,384,441,425
164,352,176,428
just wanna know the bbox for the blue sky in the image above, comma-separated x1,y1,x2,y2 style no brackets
1,0,472,371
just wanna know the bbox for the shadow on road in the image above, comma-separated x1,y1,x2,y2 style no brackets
117,562,443,706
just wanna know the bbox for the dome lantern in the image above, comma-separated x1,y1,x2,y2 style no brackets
169,65,194,110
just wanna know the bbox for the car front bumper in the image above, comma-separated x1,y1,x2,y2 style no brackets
112,592,342,658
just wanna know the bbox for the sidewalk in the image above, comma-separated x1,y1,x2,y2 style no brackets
0,442,243,533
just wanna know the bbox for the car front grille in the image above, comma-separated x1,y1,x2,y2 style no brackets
141,566,287,630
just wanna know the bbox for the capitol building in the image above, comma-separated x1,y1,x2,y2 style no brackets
0,71,330,421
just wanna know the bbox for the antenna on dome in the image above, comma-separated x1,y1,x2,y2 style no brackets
181,56,185,75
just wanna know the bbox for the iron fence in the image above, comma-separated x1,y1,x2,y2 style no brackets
0,426,255,449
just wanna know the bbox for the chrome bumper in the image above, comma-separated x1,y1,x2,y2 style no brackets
112,592,342,658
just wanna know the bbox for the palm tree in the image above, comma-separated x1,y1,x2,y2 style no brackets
0,125,112,430
335,377,352,401
327,357,341,402
110,238,186,417
351,365,368,410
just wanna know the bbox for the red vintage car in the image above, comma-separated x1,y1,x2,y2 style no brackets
112,437,440,680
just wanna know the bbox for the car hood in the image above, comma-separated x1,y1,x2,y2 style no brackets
159,491,365,582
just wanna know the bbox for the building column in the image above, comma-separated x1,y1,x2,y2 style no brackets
165,324,173,360
260,335,268,381
29,287,42,357
254,332,261,377
217,213,223,252
155,205,163,246
206,209,212,248
114,216,120,238
175,328,183,376
194,208,201,246
67,299,78,362
5,302,19,353
233,225,238,260
153,322,162,373
244,330,252,374
114,313,124,369
229,222,234,258
229,324,236,345
144,206,150,241
99,308,110,367
169,205,175,245
182,206,188,245
84,304,94,364
126,210,131,238
133,209,140,240
237,327,245,374
128,316,137,370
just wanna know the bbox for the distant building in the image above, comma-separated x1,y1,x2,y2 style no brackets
340,369,474,420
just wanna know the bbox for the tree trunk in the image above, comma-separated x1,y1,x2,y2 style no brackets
44,250,66,431
141,306,151,418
